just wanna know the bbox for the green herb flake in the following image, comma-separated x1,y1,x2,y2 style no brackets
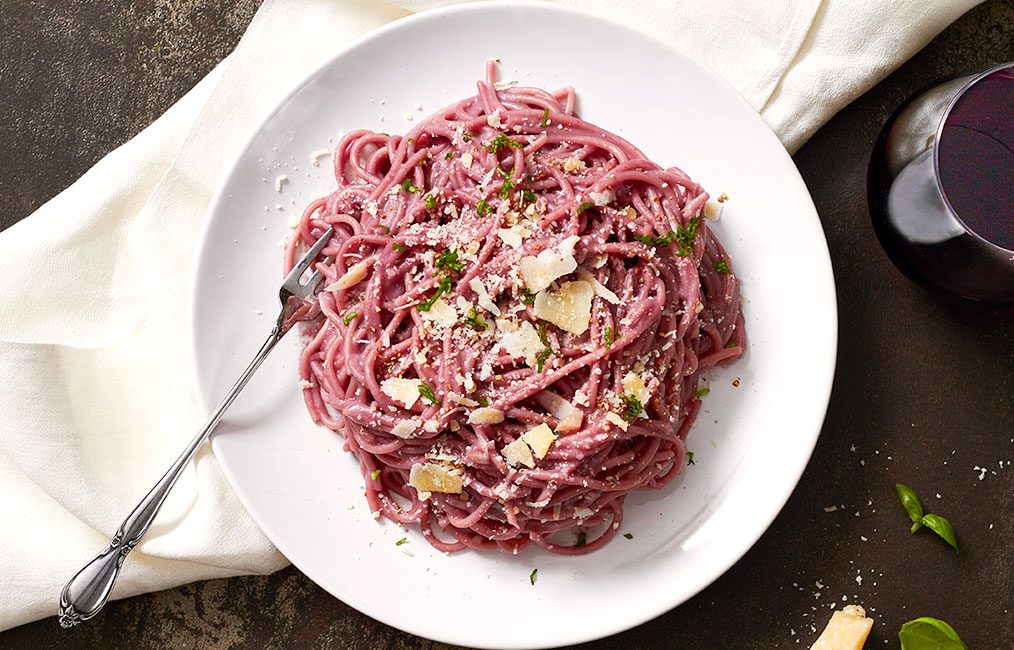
529,568,538,585
632,231,676,248
400,178,418,193
537,322,550,347
418,383,440,405
540,108,549,127
521,288,536,305
417,277,451,312
621,393,643,421
370,469,381,481
499,178,515,200
436,248,465,274
623,533,633,540
485,133,522,154
536,346,552,373
686,451,696,465
475,395,489,407
342,311,358,325
392,242,406,253
445,151,454,160
714,259,731,274
726,338,738,349
476,198,490,218
674,216,703,256
395,537,408,546
464,307,487,332
898,617,966,650
576,201,595,216
462,131,473,143
921,513,959,551
522,189,537,204
603,326,615,348
695,387,710,399
575,531,587,547
896,483,925,532
424,194,437,210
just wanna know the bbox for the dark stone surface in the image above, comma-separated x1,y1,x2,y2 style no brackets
1,1,1011,648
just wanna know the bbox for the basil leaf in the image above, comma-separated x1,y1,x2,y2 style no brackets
899,617,966,650
896,483,925,531
920,513,959,551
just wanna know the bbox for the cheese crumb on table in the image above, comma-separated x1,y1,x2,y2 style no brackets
810,605,873,650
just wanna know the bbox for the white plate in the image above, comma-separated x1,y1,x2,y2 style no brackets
192,3,836,648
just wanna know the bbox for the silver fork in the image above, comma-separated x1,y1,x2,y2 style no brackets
58,227,334,628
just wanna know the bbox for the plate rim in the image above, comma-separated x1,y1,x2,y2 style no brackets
190,2,838,647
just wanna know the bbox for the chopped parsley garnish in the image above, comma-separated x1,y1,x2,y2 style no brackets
521,288,536,305
695,387,710,398
444,151,454,160
686,451,696,465
392,242,406,253
623,532,633,540
621,393,643,421
462,131,473,143
499,178,515,199
417,275,452,311
726,338,738,348
895,483,959,550
537,322,551,347
673,216,703,256
714,259,731,274
529,568,538,585
418,383,440,405
395,537,408,546
476,198,490,217
370,469,381,481
540,108,549,127
436,248,465,274
400,178,418,193
576,201,595,216
632,231,676,248
379,224,391,234
485,133,522,154
603,326,615,348
575,531,587,547
475,395,489,407
464,307,487,331
536,347,552,373
522,188,537,204
341,311,357,325
424,194,437,210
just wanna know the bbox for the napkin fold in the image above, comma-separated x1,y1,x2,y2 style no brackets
0,0,977,632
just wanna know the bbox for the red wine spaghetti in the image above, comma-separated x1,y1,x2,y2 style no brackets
285,62,745,554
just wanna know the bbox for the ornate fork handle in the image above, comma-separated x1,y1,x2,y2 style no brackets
59,226,333,628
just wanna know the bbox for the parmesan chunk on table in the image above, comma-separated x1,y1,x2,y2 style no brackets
810,605,873,650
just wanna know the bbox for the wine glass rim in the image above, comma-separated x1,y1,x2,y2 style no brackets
932,61,1014,254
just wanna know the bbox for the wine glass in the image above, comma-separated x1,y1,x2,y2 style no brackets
868,62,1014,303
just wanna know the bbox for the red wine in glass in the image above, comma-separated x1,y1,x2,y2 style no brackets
868,63,1014,303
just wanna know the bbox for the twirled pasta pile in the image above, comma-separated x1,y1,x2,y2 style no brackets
285,62,745,554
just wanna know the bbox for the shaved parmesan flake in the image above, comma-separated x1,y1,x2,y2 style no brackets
469,278,501,316
502,438,535,468
421,297,456,329
534,280,594,335
522,423,557,459
560,157,586,173
448,392,480,408
390,419,420,438
497,224,530,251
496,319,544,366
573,389,590,407
605,412,629,431
536,392,583,433
460,151,473,168
467,407,505,425
578,270,619,304
622,372,650,405
409,462,463,495
519,235,579,293
381,377,423,409
326,260,371,292
811,605,873,650
573,507,594,519
486,109,503,129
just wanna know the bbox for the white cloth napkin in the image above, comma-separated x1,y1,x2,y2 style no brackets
0,0,977,631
